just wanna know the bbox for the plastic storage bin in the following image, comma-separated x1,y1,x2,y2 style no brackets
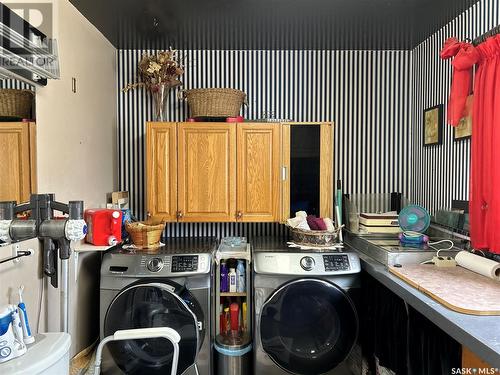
214,237,253,375
214,334,252,375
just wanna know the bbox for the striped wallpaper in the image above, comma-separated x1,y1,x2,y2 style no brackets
0,79,33,90
410,0,499,214
2,0,491,236
117,49,413,234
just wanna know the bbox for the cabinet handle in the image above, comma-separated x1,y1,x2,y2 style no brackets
282,166,287,181
236,211,243,219
177,211,184,220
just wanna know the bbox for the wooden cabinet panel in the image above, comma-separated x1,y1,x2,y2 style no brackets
0,122,36,203
319,123,334,219
237,123,280,222
178,123,236,222
462,346,492,369
146,122,177,221
281,122,333,222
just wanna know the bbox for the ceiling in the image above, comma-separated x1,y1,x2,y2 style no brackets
70,0,480,50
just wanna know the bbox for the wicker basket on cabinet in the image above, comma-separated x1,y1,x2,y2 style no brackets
0,89,34,119
180,88,246,118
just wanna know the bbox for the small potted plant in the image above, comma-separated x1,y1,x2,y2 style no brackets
123,48,184,121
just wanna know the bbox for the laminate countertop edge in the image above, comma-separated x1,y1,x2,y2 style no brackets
347,244,500,366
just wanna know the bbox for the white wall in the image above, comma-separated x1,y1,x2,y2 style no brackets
35,0,117,355
0,241,100,357
0,239,45,331
36,0,117,208
0,0,117,358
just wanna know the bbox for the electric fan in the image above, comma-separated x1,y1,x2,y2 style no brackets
398,205,431,244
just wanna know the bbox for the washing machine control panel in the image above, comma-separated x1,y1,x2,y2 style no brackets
323,254,350,271
300,256,316,271
171,255,199,273
147,257,164,272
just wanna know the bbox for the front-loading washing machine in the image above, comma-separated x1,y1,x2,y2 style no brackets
252,237,361,375
99,237,216,375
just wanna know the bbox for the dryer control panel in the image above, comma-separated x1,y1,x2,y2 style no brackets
253,252,361,276
323,254,350,271
172,255,198,272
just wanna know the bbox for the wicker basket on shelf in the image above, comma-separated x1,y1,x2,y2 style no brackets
125,219,165,249
179,88,246,118
289,227,339,247
0,89,34,119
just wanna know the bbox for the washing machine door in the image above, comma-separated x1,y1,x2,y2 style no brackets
260,278,358,375
104,279,204,375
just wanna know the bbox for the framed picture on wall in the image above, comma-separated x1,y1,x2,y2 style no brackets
423,104,443,146
454,95,473,141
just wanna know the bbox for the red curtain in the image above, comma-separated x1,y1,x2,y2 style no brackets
470,35,500,253
440,38,478,126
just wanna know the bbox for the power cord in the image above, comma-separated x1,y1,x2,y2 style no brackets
418,238,455,264
471,248,486,257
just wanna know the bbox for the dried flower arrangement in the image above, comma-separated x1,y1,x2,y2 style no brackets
122,48,184,121
122,48,184,93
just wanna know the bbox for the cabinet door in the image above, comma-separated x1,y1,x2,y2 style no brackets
282,122,333,221
237,123,281,222
146,122,177,221
0,122,35,203
178,123,236,222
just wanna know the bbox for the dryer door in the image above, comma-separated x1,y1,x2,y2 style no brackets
104,279,203,375
260,278,358,375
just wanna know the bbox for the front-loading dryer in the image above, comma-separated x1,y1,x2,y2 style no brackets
252,237,361,375
99,237,216,375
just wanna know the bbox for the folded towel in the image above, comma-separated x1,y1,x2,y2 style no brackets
323,217,335,231
287,216,311,230
307,215,321,230
296,219,310,230
314,218,327,231
295,211,308,218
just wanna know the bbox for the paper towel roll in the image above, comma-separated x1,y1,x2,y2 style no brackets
455,251,500,281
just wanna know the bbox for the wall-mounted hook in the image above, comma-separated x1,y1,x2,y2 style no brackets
0,245,32,265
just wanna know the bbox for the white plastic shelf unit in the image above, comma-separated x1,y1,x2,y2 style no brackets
214,241,252,340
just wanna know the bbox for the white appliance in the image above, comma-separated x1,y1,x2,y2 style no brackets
252,237,361,375
0,332,70,375
99,237,216,375
0,306,26,363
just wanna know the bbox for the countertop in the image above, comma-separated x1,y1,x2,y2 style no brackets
346,241,500,366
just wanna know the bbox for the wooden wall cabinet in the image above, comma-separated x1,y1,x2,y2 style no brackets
177,123,236,222
146,122,177,221
146,121,282,222
0,122,37,203
281,122,333,221
237,123,281,222
146,121,328,223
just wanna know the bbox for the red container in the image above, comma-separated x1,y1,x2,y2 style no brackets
84,209,122,246
226,116,244,123
230,303,239,332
